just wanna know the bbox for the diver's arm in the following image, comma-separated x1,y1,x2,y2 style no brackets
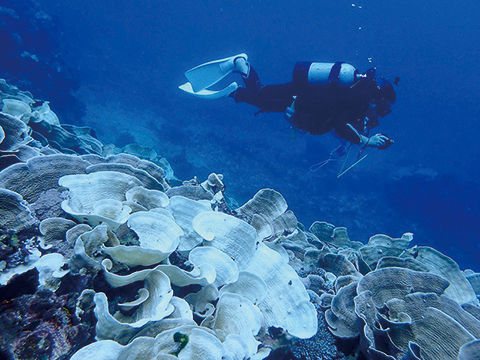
361,133,389,148
334,123,363,145
359,134,370,146
335,124,388,147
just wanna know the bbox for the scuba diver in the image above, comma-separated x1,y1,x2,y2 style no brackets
179,53,396,150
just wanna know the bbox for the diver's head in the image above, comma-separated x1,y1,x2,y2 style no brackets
373,77,396,117
375,77,395,103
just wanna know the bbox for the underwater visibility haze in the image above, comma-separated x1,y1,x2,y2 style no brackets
0,0,480,359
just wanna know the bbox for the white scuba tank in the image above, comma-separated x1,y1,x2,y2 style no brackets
293,61,358,87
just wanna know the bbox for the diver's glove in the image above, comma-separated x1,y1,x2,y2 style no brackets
361,134,393,149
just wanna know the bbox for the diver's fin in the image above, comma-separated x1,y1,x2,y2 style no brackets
179,81,239,100
184,53,248,92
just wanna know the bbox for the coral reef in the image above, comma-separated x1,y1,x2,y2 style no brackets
0,287,95,360
295,223,480,360
0,0,84,121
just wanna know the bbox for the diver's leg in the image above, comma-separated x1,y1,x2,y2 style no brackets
241,64,295,99
242,65,261,93
232,60,296,112
233,80,295,113
256,82,296,100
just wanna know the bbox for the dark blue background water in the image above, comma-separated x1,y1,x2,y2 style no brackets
3,0,480,270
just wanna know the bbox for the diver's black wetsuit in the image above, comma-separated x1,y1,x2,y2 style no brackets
233,66,378,145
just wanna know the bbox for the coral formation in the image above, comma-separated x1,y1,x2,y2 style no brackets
297,228,480,360
0,1,84,120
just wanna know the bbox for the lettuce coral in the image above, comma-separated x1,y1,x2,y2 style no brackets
1,78,479,360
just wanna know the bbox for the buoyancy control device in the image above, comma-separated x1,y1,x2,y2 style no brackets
292,61,359,88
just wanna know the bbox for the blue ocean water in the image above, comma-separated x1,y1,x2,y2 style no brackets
3,0,479,270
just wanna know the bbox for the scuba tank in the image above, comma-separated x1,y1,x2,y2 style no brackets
293,61,359,88
286,61,359,129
